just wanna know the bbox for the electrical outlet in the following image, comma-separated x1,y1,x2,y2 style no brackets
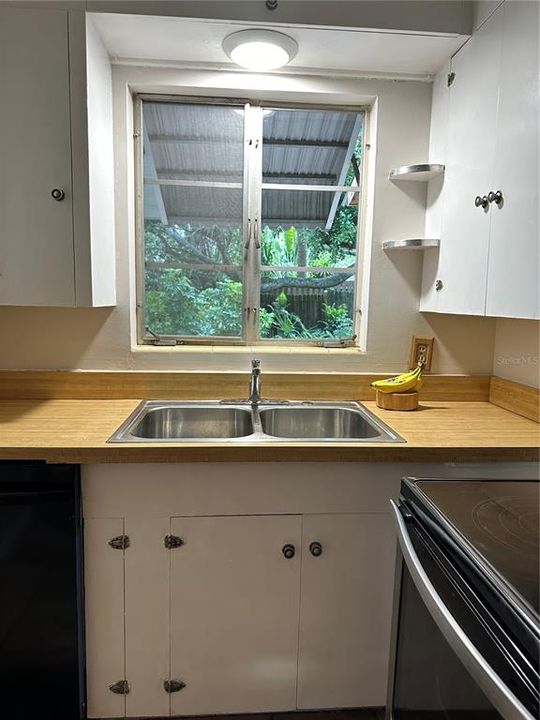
409,336,434,371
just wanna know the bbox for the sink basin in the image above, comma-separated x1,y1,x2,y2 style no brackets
108,400,403,444
111,403,253,440
259,406,384,440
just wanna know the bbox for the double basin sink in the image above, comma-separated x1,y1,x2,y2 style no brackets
108,400,404,444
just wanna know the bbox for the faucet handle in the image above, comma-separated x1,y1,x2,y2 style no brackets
251,359,261,370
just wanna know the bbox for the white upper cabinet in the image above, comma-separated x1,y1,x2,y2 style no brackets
485,0,539,319
437,9,502,316
421,0,539,319
0,8,74,306
0,7,115,307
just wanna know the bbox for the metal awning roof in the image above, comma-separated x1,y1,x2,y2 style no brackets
143,101,362,228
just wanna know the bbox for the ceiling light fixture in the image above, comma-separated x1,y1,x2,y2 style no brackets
223,29,298,71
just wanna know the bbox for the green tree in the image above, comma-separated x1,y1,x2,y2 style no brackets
144,193,359,340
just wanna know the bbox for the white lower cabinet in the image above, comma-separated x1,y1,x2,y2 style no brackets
86,512,395,717
85,518,127,719
170,515,302,715
297,514,395,709
124,517,171,718
83,464,400,718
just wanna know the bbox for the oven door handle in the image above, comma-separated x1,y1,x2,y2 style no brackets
391,500,534,720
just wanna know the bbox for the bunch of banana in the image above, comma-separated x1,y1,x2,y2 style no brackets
371,364,423,394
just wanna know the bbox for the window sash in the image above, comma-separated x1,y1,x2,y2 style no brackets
135,95,365,347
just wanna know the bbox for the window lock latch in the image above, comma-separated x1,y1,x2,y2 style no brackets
322,335,357,349
145,327,179,346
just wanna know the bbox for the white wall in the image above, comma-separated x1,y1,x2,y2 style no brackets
0,64,496,373
492,319,540,388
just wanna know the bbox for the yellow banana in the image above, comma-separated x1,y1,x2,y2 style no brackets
371,366,420,389
372,366,419,386
372,364,423,394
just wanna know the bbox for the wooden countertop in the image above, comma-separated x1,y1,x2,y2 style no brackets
0,399,537,463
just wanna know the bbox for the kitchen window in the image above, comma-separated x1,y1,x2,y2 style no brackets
135,96,366,346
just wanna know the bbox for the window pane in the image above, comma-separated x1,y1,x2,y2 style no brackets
145,266,244,338
143,186,244,338
261,189,359,268
262,108,363,188
156,185,243,226
143,102,244,183
260,272,355,340
260,187,358,341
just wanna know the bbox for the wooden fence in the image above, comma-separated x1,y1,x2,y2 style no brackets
261,284,354,333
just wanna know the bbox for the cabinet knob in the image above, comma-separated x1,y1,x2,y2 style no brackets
488,190,503,206
435,279,444,292
474,195,488,209
164,679,186,694
309,541,323,557
51,188,65,201
282,543,295,559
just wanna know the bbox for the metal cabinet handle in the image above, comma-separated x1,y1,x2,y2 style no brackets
282,543,295,559
390,501,534,720
109,680,130,695
435,279,444,292
309,541,323,557
474,195,488,209
51,188,65,201
488,190,503,206
245,219,252,249
254,218,260,249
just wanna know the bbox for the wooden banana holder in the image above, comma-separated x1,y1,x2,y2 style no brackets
375,389,419,411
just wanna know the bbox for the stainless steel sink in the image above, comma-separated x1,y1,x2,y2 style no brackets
259,406,384,440
123,405,253,440
108,400,404,444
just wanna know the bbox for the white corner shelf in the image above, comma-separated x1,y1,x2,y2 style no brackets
382,238,440,251
389,163,445,182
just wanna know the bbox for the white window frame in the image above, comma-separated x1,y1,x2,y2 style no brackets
134,94,368,348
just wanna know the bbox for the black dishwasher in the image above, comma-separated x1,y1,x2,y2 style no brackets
0,461,85,719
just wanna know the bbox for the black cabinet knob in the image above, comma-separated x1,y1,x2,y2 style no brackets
488,190,503,205
435,279,443,292
309,541,323,557
164,679,186,694
282,543,295,559
474,195,488,209
51,188,65,201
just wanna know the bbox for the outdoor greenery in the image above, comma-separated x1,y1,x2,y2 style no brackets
144,198,358,340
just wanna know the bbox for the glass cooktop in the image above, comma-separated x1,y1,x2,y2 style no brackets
411,479,539,617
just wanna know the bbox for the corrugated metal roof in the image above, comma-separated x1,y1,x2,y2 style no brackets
143,102,362,226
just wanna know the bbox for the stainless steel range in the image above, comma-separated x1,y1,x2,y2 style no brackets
386,478,539,720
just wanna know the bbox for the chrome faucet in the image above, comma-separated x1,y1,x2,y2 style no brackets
249,359,262,405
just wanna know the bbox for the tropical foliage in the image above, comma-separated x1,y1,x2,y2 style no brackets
144,199,358,340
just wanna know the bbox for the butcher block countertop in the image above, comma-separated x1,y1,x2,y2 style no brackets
0,398,537,463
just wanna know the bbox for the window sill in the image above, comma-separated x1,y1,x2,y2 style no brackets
132,344,364,356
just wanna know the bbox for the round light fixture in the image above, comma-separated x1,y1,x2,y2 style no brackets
223,29,298,71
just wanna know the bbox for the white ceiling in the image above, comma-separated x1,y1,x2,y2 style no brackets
91,13,467,78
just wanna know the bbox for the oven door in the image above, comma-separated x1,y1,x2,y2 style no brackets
386,500,537,720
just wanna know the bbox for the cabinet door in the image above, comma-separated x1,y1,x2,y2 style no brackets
420,62,451,313
85,518,126,719
170,515,301,715
0,7,75,306
485,1,539,319
125,517,170,718
297,513,396,709
435,10,503,315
